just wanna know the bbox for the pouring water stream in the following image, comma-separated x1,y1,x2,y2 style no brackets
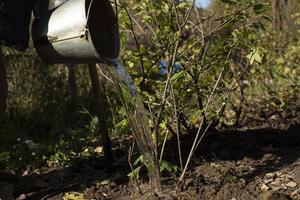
101,58,161,192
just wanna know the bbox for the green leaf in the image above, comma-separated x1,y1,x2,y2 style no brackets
133,155,144,166
115,119,128,129
247,48,262,64
171,71,184,82
160,160,178,173
128,166,142,180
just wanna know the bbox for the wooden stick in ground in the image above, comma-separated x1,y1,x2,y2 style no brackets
0,45,8,123
88,63,113,162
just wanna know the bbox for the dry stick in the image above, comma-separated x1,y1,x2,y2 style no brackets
159,130,169,164
130,15,146,34
147,101,155,124
195,103,226,150
179,12,217,170
177,44,236,186
154,0,196,160
194,57,252,150
170,81,183,170
195,120,214,149
156,0,197,168
177,66,225,186
174,19,211,177
175,37,251,186
161,0,197,155
89,64,113,161
182,0,196,28
193,67,225,150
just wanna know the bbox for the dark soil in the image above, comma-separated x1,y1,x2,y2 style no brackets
1,107,300,200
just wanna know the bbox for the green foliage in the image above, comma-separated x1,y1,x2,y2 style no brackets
117,0,272,131
79,108,99,135
128,165,142,182
247,48,262,65
220,171,237,183
127,155,144,181
127,155,177,181
160,160,178,174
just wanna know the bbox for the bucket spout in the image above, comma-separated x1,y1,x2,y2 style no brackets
32,0,120,64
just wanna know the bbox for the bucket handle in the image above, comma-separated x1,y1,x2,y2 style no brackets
85,0,94,28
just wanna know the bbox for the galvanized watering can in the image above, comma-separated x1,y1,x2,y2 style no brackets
32,0,120,64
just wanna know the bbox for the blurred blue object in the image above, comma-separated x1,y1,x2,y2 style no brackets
173,63,181,72
159,60,168,68
159,68,168,75
195,0,212,9
159,60,181,75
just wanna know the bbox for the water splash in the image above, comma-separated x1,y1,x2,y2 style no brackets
101,58,161,192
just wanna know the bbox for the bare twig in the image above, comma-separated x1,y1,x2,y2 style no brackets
177,66,225,188
170,81,183,170
154,0,197,150
128,142,142,193
159,130,169,164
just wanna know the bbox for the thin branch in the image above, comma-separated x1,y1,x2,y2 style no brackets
119,2,146,81
159,130,169,164
177,66,225,188
170,80,183,170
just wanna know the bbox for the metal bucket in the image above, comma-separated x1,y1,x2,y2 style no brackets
32,0,119,64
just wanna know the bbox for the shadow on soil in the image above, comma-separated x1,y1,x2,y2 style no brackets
0,150,131,199
193,123,300,180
